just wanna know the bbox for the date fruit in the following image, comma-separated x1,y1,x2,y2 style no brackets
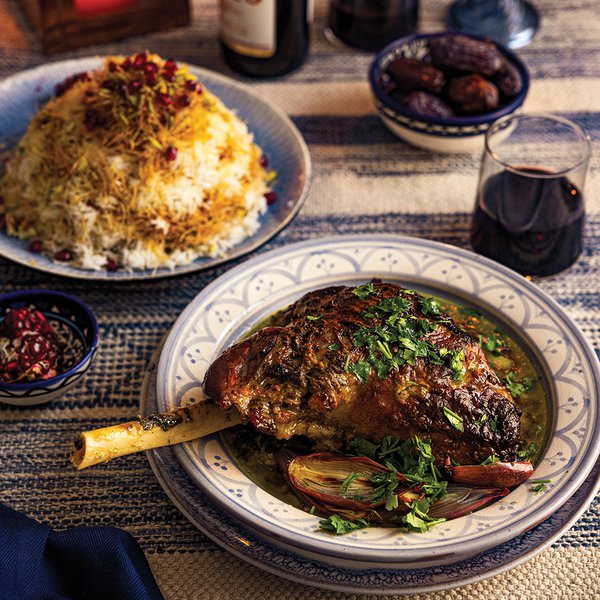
386,58,445,94
403,91,455,119
448,74,500,113
429,34,503,77
494,59,523,97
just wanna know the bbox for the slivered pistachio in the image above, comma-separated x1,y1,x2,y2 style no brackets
147,137,163,150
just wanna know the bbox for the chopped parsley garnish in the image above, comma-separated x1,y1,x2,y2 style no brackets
402,497,446,533
351,436,448,506
418,296,441,316
479,332,504,355
530,479,551,494
369,472,402,510
481,455,500,466
328,342,339,351
317,436,458,535
363,295,412,319
342,291,467,385
442,406,464,432
353,283,379,299
518,442,538,460
306,314,322,322
343,356,371,384
490,414,502,433
442,348,466,381
474,413,489,427
340,472,363,497
459,307,483,318
319,515,369,535
503,372,535,398
348,437,379,460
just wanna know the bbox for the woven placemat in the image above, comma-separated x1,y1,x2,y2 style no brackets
0,0,598,597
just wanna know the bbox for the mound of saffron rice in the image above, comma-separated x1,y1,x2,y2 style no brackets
0,52,275,271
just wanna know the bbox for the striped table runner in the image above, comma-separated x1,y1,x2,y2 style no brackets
0,0,598,598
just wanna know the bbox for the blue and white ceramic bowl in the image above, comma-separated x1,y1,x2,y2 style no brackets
155,235,600,568
369,32,530,153
0,289,99,405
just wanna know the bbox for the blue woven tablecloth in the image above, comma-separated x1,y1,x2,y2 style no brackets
0,0,598,598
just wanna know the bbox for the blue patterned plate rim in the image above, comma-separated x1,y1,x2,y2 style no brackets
156,234,600,563
143,345,600,595
0,57,311,281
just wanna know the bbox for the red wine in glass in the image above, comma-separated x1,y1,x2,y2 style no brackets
470,167,585,277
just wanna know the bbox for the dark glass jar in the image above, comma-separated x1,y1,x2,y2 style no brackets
220,0,310,78
327,0,419,52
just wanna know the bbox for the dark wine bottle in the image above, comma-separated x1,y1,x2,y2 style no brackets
220,0,310,77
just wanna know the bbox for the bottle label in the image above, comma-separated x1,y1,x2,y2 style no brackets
221,0,276,58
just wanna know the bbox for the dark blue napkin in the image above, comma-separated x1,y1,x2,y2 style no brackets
0,503,164,600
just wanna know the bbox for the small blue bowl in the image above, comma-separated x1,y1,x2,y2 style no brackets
0,289,99,405
369,32,530,153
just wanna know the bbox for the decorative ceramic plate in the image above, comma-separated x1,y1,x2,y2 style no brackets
156,235,600,566
0,58,310,281
143,342,600,594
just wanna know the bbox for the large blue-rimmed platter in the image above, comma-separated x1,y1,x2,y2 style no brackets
0,58,310,280
154,235,600,567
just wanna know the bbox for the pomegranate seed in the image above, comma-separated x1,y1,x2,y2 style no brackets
128,78,143,93
28,240,43,253
54,249,73,262
165,146,178,161
0,307,65,382
55,72,90,97
264,191,278,205
121,57,132,71
177,94,190,107
145,74,157,87
108,61,117,72
156,92,172,106
164,59,178,72
133,53,147,69
161,71,175,82
185,80,199,92
144,62,158,75
105,258,119,272
259,155,269,168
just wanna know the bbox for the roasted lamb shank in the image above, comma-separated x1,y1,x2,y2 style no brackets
205,281,522,465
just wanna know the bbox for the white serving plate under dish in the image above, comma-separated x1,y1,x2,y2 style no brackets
0,57,311,281
155,235,600,568
143,355,600,595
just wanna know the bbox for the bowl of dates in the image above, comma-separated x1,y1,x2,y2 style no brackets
0,289,99,405
369,32,530,152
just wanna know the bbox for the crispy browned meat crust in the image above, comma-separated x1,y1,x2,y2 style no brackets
204,282,521,464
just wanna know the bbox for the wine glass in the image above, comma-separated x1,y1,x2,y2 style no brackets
447,0,539,49
470,113,592,278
